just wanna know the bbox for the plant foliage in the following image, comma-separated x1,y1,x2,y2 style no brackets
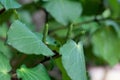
0,0,120,80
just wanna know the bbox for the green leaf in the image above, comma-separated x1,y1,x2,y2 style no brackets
0,0,21,10
17,64,51,80
0,52,11,80
105,20,120,38
7,20,54,56
0,3,3,9
60,40,87,80
107,0,120,18
91,27,120,65
0,40,12,59
44,0,82,25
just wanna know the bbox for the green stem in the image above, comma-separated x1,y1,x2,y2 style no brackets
14,9,19,20
43,24,49,44
66,24,73,40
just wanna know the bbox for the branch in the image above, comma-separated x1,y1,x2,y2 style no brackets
48,18,97,35
49,17,120,35
33,51,61,66
41,54,61,63
10,52,61,80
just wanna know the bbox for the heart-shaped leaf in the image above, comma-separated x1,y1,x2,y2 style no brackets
91,27,120,65
0,52,11,80
7,20,54,56
17,64,51,80
60,40,87,80
44,0,82,25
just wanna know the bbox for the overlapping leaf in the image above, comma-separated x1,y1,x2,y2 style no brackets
0,40,12,59
0,0,21,10
0,53,11,80
44,0,82,25
7,20,54,56
17,64,51,80
91,27,120,65
60,40,87,80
